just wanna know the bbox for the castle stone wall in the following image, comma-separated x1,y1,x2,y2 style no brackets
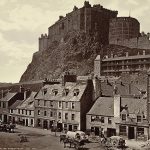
38,2,118,51
109,17,140,44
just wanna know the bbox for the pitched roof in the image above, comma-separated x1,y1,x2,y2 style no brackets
87,97,114,116
35,82,87,102
0,92,17,101
87,96,147,116
9,100,22,109
101,81,141,97
17,92,37,110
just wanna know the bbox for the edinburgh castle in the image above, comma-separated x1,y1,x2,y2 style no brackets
39,1,150,52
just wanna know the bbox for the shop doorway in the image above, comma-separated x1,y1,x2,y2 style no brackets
107,128,116,137
69,125,72,131
43,120,48,129
128,126,135,139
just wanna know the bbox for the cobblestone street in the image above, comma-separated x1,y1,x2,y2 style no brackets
0,125,106,150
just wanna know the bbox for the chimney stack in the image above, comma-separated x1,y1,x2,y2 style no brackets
62,72,77,86
114,95,121,118
94,76,101,99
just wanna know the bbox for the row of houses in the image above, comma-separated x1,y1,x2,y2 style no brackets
0,71,150,141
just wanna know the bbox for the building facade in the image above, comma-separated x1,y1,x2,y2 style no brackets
87,95,149,140
34,74,94,131
94,52,150,77
10,92,36,127
0,88,25,123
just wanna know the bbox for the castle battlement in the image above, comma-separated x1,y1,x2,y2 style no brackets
39,1,118,51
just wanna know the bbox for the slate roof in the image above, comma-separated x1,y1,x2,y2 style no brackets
9,100,22,109
101,81,141,97
87,97,114,116
87,96,146,116
0,92,17,101
35,82,87,102
17,92,37,110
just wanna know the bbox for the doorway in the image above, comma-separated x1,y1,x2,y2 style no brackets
107,128,116,137
4,115,7,123
69,125,72,131
26,119,28,126
128,126,135,139
43,120,48,129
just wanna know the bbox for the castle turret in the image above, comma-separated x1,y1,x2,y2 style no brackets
39,33,49,51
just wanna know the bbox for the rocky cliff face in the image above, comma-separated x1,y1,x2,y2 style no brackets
20,31,150,82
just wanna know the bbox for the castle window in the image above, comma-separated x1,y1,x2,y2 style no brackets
61,23,64,29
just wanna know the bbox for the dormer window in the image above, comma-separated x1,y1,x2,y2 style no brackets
63,88,69,96
122,114,126,121
52,89,58,95
43,88,47,95
73,89,79,96
137,115,142,122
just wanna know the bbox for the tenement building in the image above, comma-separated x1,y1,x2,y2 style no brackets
0,87,26,123
86,95,149,140
94,51,150,77
39,1,118,51
9,91,36,127
34,73,94,131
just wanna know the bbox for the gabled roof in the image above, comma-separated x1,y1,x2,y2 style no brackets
35,82,87,102
9,100,22,109
87,97,114,116
87,96,147,117
17,92,37,110
0,92,17,101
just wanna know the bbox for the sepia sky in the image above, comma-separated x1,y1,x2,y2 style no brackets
0,0,150,83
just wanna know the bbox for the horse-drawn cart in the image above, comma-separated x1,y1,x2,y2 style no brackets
60,131,86,149
100,136,126,150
